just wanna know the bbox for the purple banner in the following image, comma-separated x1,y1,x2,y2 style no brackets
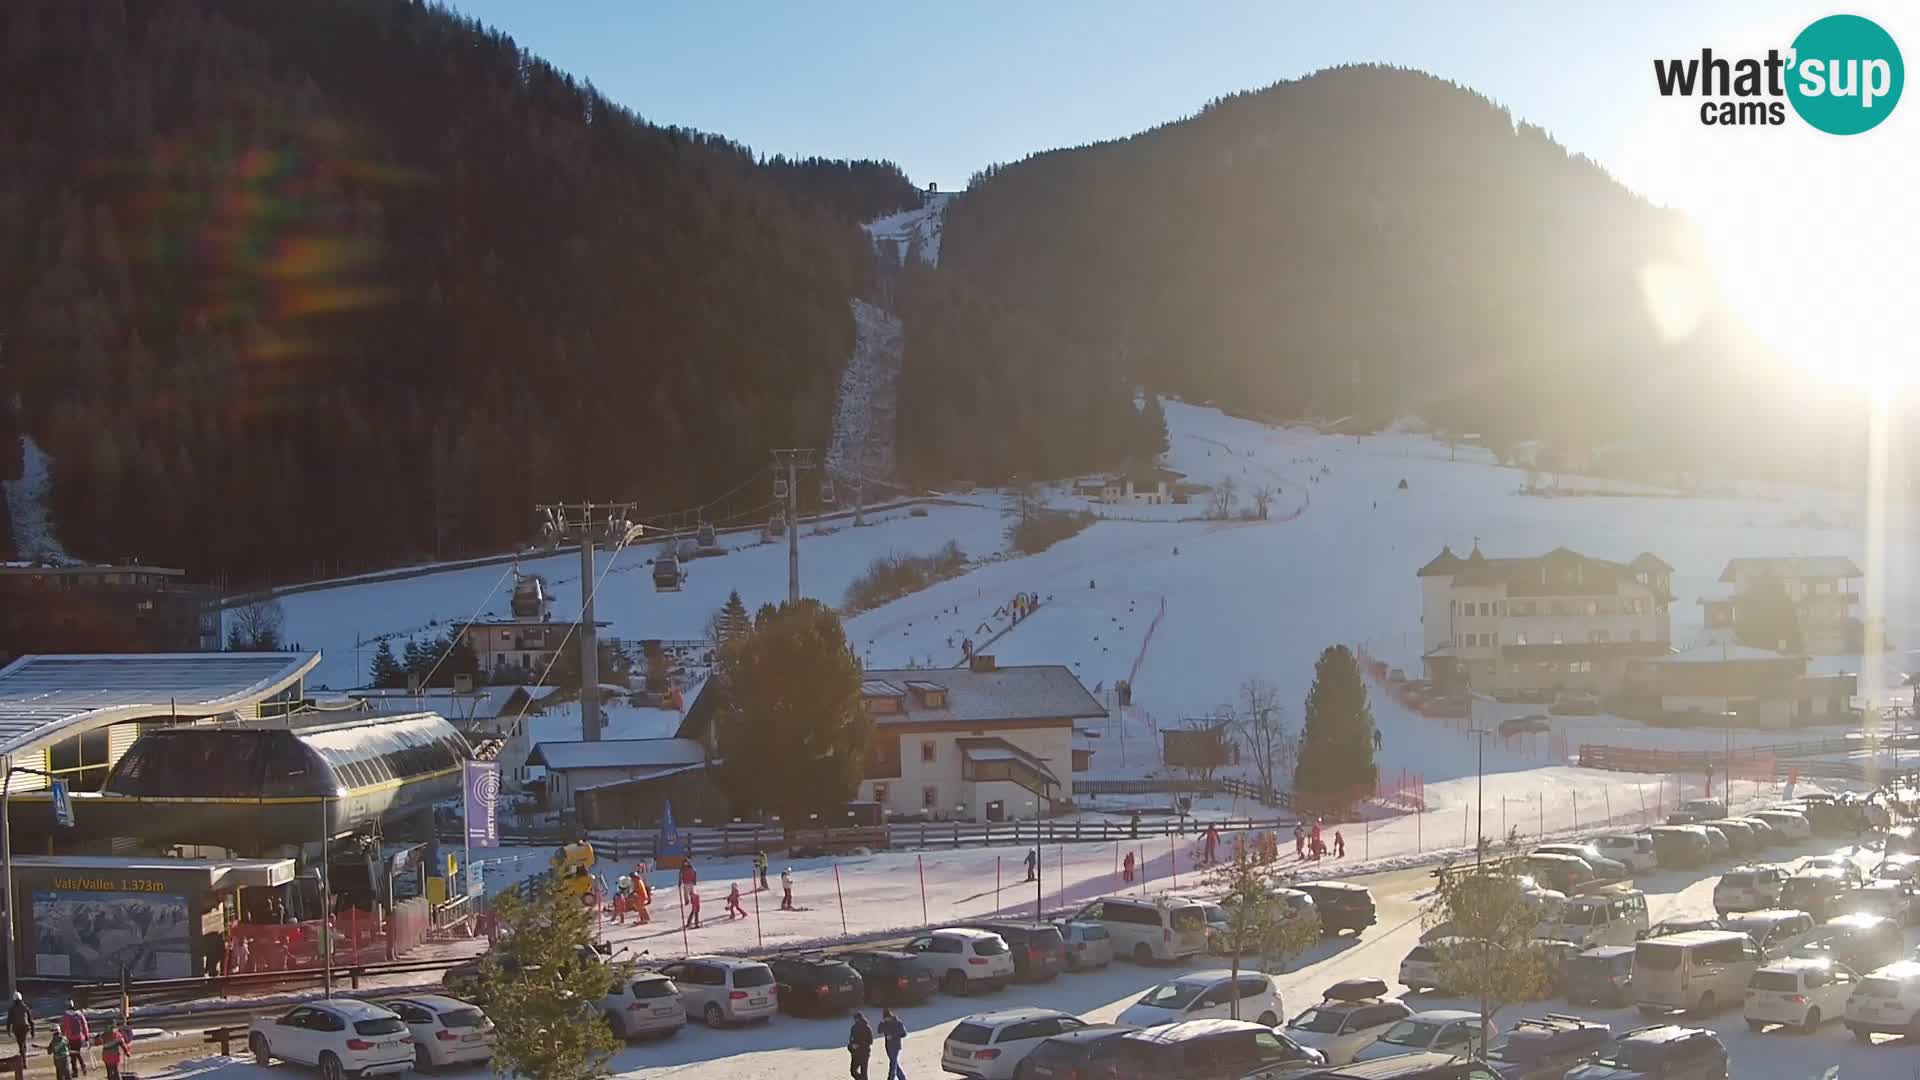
463,761,499,847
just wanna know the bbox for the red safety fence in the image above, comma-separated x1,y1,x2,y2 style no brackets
227,907,398,973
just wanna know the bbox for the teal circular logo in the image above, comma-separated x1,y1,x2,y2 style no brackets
1786,14,1904,134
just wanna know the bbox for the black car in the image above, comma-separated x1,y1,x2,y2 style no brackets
1111,1020,1323,1080
1011,1025,1137,1080
1296,882,1377,935
1564,1024,1727,1080
1304,1052,1498,1079
1484,1014,1611,1079
841,949,936,1007
960,921,1066,982
767,956,864,1017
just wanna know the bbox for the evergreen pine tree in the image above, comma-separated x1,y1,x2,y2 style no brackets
401,638,428,684
369,639,405,688
720,590,751,643
1139,393,1170,458
755,602,779,628
1294,644,1378,798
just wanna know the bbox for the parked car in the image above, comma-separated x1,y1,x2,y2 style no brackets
1679,799,1728,820
1751,809,1812,841
1780,869,1857,920
842,949,938,1007
441,942,611,1004
1843,959,1920,1041
1564,946,1636,1008
1799,854,1866,887
1871,853,1920,884
1696,826,1730,862
1399,938,1478,994
1700,820,1755,858
943,1009,1091,1080
1640,917,1721,942
1284,980,1412,1065
655,956,779,1026
1720,909,1817,959
1743,957,1857,1033
1052,920,1116,971
1791,913,1906,974
1647,827,1711,869
248,999,416,1080
1482,1014,1611,1079
1011,1026,1137,1080
1593,834,1658,874
1110,1019,1324,1079
766,955,863,1017
380,995,493,1070
1072,896,1209,963
1537,891,1648,949
1849,879,1917,926
1197,902,1233,953
1563,1024,1728,1080
1730,817,1778,847
1294,882,1378,936
1348,1010,1479,1062
906,928,1016,995
600,972,686,1040
1633,931,1762,1016
1275,888,1319,926
961,921,1067,982
1711,865,1789,916
1534,844,1629,881
1117,970,1284,1028
1499,714,1552,737
1520,853,1596,894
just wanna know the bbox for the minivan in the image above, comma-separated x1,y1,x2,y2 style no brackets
1537,892,1648,949
1564,946,1636,1008
1074,896,1208,963
1647,826,1710,869
1632,931,1763,1016
1720,910,1815,959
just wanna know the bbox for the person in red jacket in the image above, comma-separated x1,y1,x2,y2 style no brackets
1121,851,1135,884
677,858,697,904
683,888,702,930
726,881,747,920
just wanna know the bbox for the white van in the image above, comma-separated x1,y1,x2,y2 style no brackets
1072,896,1208,963
1538,891,1649,949
1634,930,1763,1016
1722,909,1817,959
1843,960,1920,1041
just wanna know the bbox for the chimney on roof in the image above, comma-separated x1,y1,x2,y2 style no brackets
969,654,997,673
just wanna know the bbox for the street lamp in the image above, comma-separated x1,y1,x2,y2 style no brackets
1466,730,1493,866
1,761,59,1000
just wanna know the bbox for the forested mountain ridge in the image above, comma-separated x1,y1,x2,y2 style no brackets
0,0,883,581
939,65,1782,465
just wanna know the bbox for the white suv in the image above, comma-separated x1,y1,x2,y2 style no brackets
382,995,494,1070
1714,865,1790,916
1744,958,1856,1033
655,956,778,1026
248,1000,414,1080
941,1008,1087,1080
906,928,1016,995
1594,834,1658,874
602,972,687,1039
1284,983,1412,1065
1844,960,1920,1042
1116,970,1284,1028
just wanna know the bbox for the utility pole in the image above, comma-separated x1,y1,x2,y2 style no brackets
770,450,818,605
536,502,636,742
1467,728,1492,866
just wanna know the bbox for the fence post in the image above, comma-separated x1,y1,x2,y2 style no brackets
1605,786,1612,824
918,854,928,925
1572,790,1579,831
833,862,848,936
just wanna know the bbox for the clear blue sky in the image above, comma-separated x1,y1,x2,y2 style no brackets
443,0,1845,207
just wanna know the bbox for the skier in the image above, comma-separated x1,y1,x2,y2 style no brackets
683,888,702,930
58,1003,87,1077
1024,848,1039,883
847,1012,874,1080
1202,825,1219,866
7,991,32,1063
1373,729,1384,752
1334,830,1346,858
755,850,770,891
678,858,698,905
1293,823,1306,859
781,867,795,911
633,873,652,924
99,1023,131,1080
1308,821,1323,861
48,1028,69,1080
727,881,747,920
877,1009,908,1080
1121,851,1136,884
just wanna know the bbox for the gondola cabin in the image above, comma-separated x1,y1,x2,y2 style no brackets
696,522,717,548
72,713,473,853
653,554,683,591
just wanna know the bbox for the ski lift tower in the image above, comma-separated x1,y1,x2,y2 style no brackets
535,501,636,742
771,449,822,604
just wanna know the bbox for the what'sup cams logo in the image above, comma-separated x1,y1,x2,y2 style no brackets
1654,13,1903,133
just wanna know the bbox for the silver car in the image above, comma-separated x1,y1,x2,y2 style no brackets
1053,920,1114,970
654,956,777,1026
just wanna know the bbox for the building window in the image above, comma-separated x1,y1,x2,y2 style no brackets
873,783,889,805
922,786,938,809
920,740,937,763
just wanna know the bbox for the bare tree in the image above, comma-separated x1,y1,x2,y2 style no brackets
1208,475,1239,519
1250,484,1275,520
227,598,287,651
1231,678,1290,801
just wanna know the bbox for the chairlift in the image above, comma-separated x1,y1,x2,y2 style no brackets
773,476,790,499
604,515,629,544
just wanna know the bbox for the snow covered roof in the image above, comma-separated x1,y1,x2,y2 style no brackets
349,685,551,721
1718,556,1863,582
573,761,708,790
526,737,707,772
858,665,1105,726
0,652,321,758
1419,546,1671,597
1647,643,1796,664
